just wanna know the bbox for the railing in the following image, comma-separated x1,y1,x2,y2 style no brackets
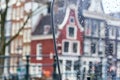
0,55,53,80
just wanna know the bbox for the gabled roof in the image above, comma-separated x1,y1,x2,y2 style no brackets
32,8,66,36
32,14,52,35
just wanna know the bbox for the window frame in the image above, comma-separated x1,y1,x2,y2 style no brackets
62,40,80,55
84,39,91,55
91,20,99,37
117,42,120,59
109,26,116,39
100,22,105,38
91,41,98,56
67,25,77,39
36,43,42,60
85,19,91,36
98,41,105,56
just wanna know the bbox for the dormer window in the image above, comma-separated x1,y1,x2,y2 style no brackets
67,26,77,39
43,25,50,35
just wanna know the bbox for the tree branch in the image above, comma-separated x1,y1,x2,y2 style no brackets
5,13,31,46
5,5,41,46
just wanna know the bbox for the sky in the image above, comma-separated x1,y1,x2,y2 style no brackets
102,0,120,13
1,0,120,14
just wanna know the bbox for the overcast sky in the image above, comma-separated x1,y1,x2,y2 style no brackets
102,0,120,13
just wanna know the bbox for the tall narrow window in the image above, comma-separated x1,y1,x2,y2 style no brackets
72,42,78,53
98,41,105,55
66,60,72,71
91,42,96,54
64,42,69,52
109,27,116,38
74,60,79,71
117,29,120,39
36,44,42,60
85,19,91,36
117,43,120,59
108,43,114,55
100,22,105,37
84,40,91,55
92,21,98,37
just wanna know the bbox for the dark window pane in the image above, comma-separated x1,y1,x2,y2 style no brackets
66,60,72,71
69,27,74,37
74,60,79,71
64,42,69,52
91,43,96,54
73,43,78,53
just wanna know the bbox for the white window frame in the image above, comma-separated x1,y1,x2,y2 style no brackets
91,40,98,56
67,25,77,39
117,28,120,40
84,39,91,55
85,19,91,36
98,41,105,56
92,21,99,37
109,27,116,39
100,22,105,38
36,43,42,60
62,40,80,55
117,42,120,59
58,57,79,80
43,25,50,35
30,63,42,78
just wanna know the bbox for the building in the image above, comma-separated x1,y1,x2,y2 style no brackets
30,0,120,79
10,0,32,74
79,0,120,79
30,1,83,80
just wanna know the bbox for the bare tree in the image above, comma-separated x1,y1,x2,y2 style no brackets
0,0,41,75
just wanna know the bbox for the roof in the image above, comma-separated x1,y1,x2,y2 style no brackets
32,8,66,35
32,14,52,35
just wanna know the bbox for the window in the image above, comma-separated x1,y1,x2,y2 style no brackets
117,28,120,39
84,40,91,55
63,40,79,54
72,43,78,53
30,64,42,77
91,42,96,54
107,42,114,55
64,42,69,52
100,22,105,37
43,25,50,35
98,41,105,55
74,60,79,71
66,60,72,71
92,21,99,37
109,27,116,38
36,44,42,60
67,26,76,39
117,43,120,59
85,19,91,36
